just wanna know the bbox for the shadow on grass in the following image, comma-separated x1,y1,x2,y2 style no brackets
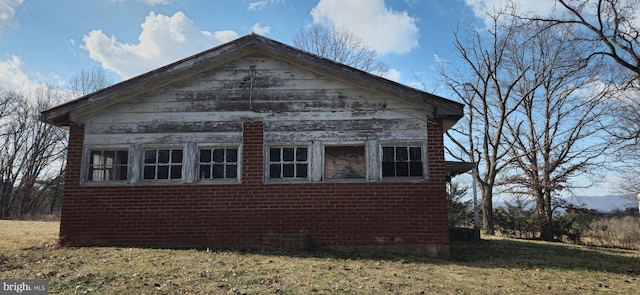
447,238,640,275
219,238,640,276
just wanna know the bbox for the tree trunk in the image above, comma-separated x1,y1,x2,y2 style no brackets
482,186,494,235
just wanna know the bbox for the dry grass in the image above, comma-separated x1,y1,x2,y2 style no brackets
1,220,639,294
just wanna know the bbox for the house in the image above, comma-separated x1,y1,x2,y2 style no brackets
40,34,464,257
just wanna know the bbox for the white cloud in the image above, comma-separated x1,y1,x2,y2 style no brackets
380,68,401,82
248,0,283,11
108,0,171,4
310,0,419,55
0,55,65,96
82,11,239,79
0,0,23,32
251,22,271,35
464,0,558,26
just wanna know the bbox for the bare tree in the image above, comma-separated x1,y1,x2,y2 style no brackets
527,0,640,197
0,87,67,219
293,24,389,75
442,6,529,235
501,22,610,241
68,66,112,96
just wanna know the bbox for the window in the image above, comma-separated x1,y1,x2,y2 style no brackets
382,146,423,177
88,149,128,181
268,147,308,179
143,148,183,180
324,145,366,180
199,147,239,180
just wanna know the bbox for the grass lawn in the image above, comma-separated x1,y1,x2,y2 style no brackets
1,220,639,294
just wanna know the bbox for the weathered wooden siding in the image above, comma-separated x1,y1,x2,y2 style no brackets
80,54,430,145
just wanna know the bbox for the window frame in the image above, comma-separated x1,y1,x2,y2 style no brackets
84,146,131,184
197,145,242,183
379,143,427,181
265,144,311,182
141,146,186,183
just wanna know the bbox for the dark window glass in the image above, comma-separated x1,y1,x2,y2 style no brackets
200,149,211,162
213,149,224,162
283,163,295,177
283,148,294,161
144,148,183,180
144,150,156,163
200,165,211,179
296,164,308,178
296,148,308,161
158,150,170,163
226,149,238,162
172,150,183,163
226,165,238,178
270,148,280,161
144,166,156,179
382,147,394,162
395,147,408,161
382,146,423,178
170,165,182,179
213,164,224,178
270,164,281,178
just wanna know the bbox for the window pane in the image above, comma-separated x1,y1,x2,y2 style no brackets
382,147,394,162
226,148,238,162
296,148,307,161
409,147,421,161
90,151,100,166
382,162,395,177
270,148,281,161
395,147,408,161
409,162,423,176
213,149,224,163
199,165,211,179
283,148,294,161
270,164,281,178
213,164,224,178
104,151,115,166
157,166,169,179
200,149,211,163
171,150,183,163
396,162,409,177
226,164,238,178
143,166,156,179
296,164,308,178
116,165,128,180
116,151,128,164
144,150,156,163
158,150,170,163
170,165,182,179
282,163,294,177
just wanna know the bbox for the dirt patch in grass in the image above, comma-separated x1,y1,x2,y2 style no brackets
1,220,638,294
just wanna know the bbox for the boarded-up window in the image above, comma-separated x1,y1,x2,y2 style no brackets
324,146,366,180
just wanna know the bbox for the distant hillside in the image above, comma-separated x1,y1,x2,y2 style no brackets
494,195,639,213
563,195,638,212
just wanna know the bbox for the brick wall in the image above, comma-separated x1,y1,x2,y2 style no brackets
59,121,449,257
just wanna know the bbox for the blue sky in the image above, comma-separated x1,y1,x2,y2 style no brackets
0,0,620,197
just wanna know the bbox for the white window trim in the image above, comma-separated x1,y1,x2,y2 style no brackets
81,145,132,185
196,144,242,184
140,145,187,184
379,142,428,182
264,143,312,183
